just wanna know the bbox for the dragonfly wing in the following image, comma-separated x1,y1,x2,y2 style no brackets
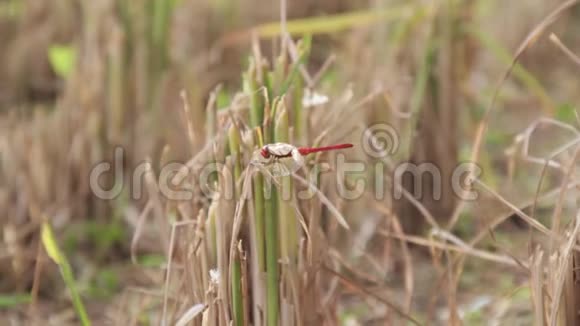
268,161,292,177
250,150,287,177
268,157,303,177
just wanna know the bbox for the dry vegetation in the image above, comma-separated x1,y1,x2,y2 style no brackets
2,0,580,325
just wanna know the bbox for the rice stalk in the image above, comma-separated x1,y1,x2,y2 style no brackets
261,90,281,326
245,61,267,277
274,106,299,260
264,190,279,326
227,123,245,325
264,108,280,325
231,240,244,326
228,123,243,196
245,59,264,129
247,82,267,323
273,51,288,95
279,36,310,97
216,159,234,323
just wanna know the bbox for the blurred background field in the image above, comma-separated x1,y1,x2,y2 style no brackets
2,0,580,325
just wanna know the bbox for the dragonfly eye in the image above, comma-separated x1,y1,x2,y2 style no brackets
260,148,270,159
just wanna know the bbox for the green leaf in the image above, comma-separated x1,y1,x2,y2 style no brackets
42,222,91,326
137,254,166,267
555,103,577,123
216,88,231,109
485,130,509,147
48,45,76,78
0,293,31,307
42,222,64,265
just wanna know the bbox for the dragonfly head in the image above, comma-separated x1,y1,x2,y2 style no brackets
260,147,271,159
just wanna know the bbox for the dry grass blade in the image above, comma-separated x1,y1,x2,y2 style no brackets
228,166,254,282
549,147,580,251
161,220,196,325
290,172,350,230
206,84,223,140
378,160,439,229
131,201,153,264
529,134,580,238
311,54,336,86
144,159,169,253
549,212,580,325
328,249,383,286
514,118,580,171
378,230,524,268
448,0,580,228
470,180,580,247
530,247,545,326
323,265,422,326
161,222,178,326
180,90,197,153
175,304,206,326
474,179,552,237
217,163,233,323
550,33,580,68
171,129,230,185
377,205,414,312
288,199,313,263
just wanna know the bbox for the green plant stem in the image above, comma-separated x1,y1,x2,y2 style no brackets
227,123,244,325
264,187,279,326
246,64,266,272
228,124,242,196
246,60,264,129
274,106,298,262
252,173,266,271
263,98,279,326
232,250,243,326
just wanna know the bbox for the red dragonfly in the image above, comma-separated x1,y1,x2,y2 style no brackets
254,142,353,177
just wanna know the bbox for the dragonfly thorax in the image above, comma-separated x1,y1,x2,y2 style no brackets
261,143,296,158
